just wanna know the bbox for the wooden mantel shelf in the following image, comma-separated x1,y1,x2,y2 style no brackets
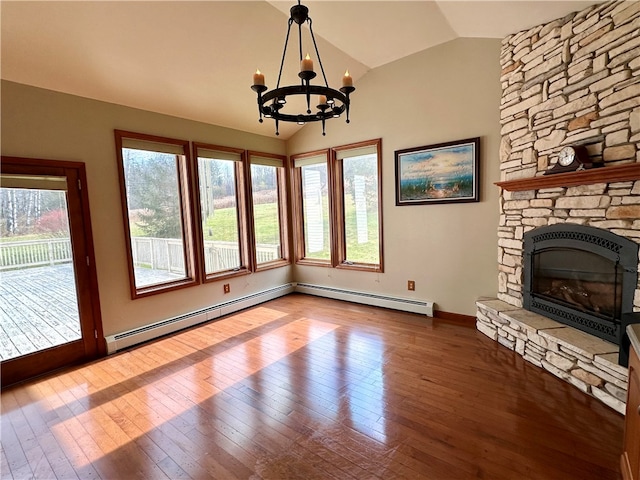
495,163,640,192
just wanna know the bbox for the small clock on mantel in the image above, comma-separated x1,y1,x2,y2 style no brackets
544,145,600,175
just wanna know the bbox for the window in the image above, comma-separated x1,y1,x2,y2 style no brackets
247,151,290,271
291,139,383,272
291,150,333,266
193,143,249,280
115,131,198,298
333,140,383,271
116,132,290,298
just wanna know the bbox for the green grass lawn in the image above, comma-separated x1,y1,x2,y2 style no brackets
203,203,280,244
344,200,379,264
0,233,68,243
129,200,379,264
128,203,279,244
303,195,379,264
4,200,379,265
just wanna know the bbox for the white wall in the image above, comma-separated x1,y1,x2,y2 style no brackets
287,38,503,315
1,80,291,336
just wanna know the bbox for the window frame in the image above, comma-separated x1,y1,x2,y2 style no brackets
115,130,200,299
247,151,291,272
291,149,335,267
192,142,251,282
291,139,383,272
332,139,384,273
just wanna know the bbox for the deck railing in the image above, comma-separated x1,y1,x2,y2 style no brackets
256,243,282,264
1,237,280,272
130,237,186,274
133,237,280,273
0,238,73,270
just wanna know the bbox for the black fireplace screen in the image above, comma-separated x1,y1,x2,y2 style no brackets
523,224,638,348
532,247,622,321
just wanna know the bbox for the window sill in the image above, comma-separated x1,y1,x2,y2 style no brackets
202,267,250,283
132,277,199,299
255,259,291,272
296,258,332,268
336,262,382,273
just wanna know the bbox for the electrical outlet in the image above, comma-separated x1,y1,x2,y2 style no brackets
223,284,230,294
408,280,415,291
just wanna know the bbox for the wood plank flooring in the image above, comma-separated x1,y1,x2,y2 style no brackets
0,293,624,479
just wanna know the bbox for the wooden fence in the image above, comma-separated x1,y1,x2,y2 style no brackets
1,238,280,272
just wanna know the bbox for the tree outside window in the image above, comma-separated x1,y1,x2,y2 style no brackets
115,131,198,297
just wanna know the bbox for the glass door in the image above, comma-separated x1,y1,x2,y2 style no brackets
0,158,103,386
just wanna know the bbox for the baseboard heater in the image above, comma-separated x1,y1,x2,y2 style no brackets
294,282,433,316
104,283,294,354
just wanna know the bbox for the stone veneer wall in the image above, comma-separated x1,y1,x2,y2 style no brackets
497,0,640,308
477,0,640,413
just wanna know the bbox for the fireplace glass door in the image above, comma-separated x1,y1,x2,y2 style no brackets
532,247,622,321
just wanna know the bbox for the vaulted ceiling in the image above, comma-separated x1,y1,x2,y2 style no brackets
1,1,604,139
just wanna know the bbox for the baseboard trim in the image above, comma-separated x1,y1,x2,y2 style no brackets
105,282,440,353
293,282,433,316
104,283,294,354
434,310,476,326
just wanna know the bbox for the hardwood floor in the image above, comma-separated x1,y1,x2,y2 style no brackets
1,293,623,479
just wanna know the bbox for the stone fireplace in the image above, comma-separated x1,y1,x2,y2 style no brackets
476,0,640,414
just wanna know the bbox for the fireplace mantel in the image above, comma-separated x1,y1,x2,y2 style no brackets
495,163,640,192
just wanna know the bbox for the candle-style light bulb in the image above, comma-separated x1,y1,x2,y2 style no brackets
253,69,265,86
301,53,314,72
342,70,353,87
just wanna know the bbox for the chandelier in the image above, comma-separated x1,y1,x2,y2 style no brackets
251,1,355,136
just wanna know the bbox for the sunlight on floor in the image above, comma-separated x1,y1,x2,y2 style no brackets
48,311,339,468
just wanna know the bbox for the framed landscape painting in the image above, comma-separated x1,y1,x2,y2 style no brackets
394,137,480,206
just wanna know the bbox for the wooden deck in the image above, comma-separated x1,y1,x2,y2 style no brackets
0,294,624,479
0,264,178,361
0,264,81,360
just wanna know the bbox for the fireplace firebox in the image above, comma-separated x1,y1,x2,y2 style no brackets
523,224,639,365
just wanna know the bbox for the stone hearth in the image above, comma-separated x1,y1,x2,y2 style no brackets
476,298,628,414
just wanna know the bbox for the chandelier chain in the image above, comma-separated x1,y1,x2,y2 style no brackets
308,19,329,88
276,18,294,89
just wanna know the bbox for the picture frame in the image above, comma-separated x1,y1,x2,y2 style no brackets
394,137,480,206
